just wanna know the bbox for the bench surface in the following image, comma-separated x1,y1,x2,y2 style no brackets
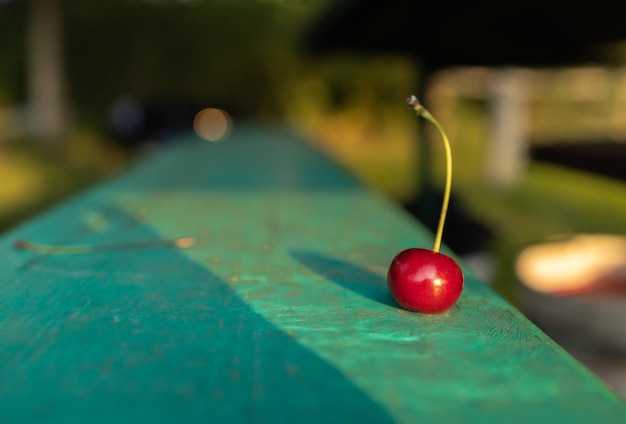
1,125,624,423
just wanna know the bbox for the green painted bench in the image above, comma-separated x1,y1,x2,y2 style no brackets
1,125,624,423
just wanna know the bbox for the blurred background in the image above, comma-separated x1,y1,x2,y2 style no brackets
1,0,625,396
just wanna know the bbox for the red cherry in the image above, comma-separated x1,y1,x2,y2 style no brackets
387,248,464,313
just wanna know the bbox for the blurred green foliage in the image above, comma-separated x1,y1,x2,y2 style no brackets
65,1,305,121
0,1,327,120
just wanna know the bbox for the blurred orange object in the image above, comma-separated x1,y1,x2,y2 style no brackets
516,234,626,296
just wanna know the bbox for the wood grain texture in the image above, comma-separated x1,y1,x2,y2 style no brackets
0,125,624,423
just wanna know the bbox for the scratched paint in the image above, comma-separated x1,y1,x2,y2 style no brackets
119,191,626,423
0,207,392,423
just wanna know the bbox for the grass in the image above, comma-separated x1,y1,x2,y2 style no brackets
0,132,128,233
462,163,626,301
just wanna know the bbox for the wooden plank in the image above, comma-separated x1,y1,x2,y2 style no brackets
0,125,624,423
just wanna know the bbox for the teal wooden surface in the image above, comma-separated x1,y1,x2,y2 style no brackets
0,125,625,423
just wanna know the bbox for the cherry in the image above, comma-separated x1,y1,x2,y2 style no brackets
387,248,464,313
387,96,465,313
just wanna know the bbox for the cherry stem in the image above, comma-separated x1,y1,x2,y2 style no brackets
408,96,452,254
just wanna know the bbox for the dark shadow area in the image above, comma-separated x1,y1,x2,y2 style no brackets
289,249,396,307
403,189,494,256
304,0,626,67
530,141,626,182
107,96,208,150
2,205,393,423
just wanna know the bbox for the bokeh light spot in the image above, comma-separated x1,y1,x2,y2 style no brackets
193,108,232,142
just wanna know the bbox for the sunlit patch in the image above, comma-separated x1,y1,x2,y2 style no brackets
193,108,232,142
433,278,443,287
